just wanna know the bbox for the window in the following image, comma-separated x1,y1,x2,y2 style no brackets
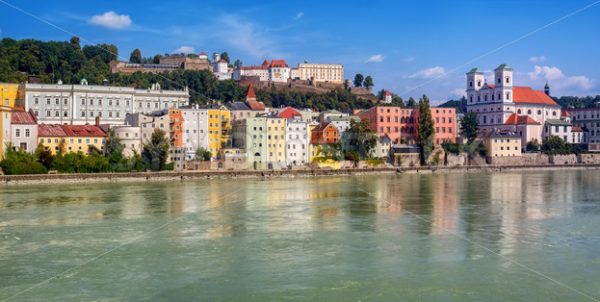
25,129,30,137
34,97,39,105
15,129,20,137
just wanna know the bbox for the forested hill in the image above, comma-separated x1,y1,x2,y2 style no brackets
0,37,380,111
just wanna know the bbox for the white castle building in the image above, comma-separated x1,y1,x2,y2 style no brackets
466,64,561,146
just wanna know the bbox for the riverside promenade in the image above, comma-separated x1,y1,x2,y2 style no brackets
2,164,600,185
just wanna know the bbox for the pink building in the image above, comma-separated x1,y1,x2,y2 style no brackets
357,106,457,145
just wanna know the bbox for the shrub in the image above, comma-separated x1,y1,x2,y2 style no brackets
0,148,47,175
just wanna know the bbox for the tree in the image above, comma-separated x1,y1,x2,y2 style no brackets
542,136,569,155
346,119,377,159
142,129,170,170
69,36,80,50
152,54,162,64
233,59,242,69
195,147,212,161
526,139,541,152
1,145,47,175
129,48,142,64
220,52,230,63
353,74,364,87
35,143,54,169
363,75,374,89
407,97,417,108
104,129,124,167
417,95,434,165
460,111,479,143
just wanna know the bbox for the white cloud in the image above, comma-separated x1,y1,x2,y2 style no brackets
89,11,132,29
366,54,384,63
293,11,304,20
528,65,593,91
403,57,415,63
409,66,446,79
213,14,284,59
172,46,195,54
529,55,547,63
451,88,466,98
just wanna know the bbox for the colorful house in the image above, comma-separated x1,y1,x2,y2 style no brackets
310,122,340,144
207,105,231,157
267,117,286,168
38,123,107,155
10,107,38,153
0,83,20,158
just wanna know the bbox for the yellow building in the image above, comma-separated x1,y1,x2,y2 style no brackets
38,124,107,155
207,106,231,157
485,132,522,157
308,123,319,163
267,117,286,167
0,83,20,159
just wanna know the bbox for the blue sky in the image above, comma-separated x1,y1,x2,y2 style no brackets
1,0,599,104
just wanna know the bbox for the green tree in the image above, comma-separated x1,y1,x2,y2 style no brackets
0,145,47,175
526,139,541,152
346,119,377,158
142,129,170,170
104,129,124,168
417,95,434,164
363,75,374,89
353,73,364,87
460,111,479,143
152,54,162,64
129,48,142,64
233,59,242,68
35,143,54,169
69,36,80,50
542,136,569,155
195,147,212,161
407,97,417,108
220,52,230,63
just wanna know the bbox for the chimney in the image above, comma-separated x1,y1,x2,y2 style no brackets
95,116,100,127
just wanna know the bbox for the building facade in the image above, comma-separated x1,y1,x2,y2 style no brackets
484,132,522,157
111,125,142,158
465,64,561,145
22,81,189,125
357,106,457,145
10,108,38,153
285,119,310,166
181,106,209,160
297,63,344,84
0,83,19,158
38,123,107,155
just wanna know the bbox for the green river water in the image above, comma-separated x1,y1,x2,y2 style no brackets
1,170,599,301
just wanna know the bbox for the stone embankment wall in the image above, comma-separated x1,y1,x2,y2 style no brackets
579,153,600,164
549,154,578,165
488,154,549,166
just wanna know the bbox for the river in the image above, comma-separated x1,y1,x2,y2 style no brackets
1,170,599,301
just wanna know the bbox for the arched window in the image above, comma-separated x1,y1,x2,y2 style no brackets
517,109,522,114
537,110,542,115
527,109,532,114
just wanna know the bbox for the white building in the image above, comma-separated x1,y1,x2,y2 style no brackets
111,125,142,157
23,80,189,125
212,53,232,80
465,64,561,145
233,60,290,83
285,118,310,166
298,62,344,84
10,108,38,153
181,106,209,160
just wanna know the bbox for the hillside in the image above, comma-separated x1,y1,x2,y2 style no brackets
0,37,381,111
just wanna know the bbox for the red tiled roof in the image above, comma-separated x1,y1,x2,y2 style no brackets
38,124,106,137
384,91,392,96
11,108,37,124
218,59,228,63
247,100,265,111
513,86,558,106
277,107,302,119
262,59,270,67
504,113,541,125
561,109,571,117
239,65,268,70
199,51,207,56
270,59,288,68
572,126,583,132
246,84,256,99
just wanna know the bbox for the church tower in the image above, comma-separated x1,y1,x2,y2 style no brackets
466,68,485,104
544,82,550,96
494,64,513,103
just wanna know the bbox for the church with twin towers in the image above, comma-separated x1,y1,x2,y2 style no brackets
465,64,562,146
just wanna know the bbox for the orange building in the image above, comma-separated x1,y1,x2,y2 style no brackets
310,122,340,144
169,108,183,148
357,106,457,144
